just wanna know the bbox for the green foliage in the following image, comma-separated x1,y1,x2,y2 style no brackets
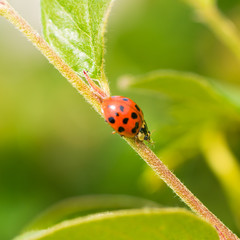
120,70,240,147
1,0,240,239
24,195,160,231
41,0,113,93
120,70,240,230
15,208,219,240
120,70,240,111
120,70,240,231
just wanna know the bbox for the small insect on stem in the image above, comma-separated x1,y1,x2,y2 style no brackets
83,70,151,142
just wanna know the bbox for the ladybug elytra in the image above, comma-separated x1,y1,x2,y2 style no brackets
83,71,151,142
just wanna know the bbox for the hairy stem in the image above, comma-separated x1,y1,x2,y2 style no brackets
0,0,102,115
0,1,239,240
183,0,240,65
126,138,238,240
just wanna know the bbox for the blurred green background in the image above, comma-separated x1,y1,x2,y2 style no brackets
1,0,240,239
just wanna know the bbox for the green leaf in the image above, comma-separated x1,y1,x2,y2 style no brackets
119,69,240,132
201,129,240,228
24,195,159,231
15,208,219,240
119,70,240,161
41,0,113,93
183,0,216,9
120,70,238,108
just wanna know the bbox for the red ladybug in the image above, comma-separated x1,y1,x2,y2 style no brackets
83,71,151,141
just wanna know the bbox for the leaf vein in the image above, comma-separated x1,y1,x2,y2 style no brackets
55,0,91,40
86,0,99,74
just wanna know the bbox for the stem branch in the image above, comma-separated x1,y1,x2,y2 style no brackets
126,138,238,240
183,0,240,65
201,129,240,229
0,1,239,240
0,0,102,114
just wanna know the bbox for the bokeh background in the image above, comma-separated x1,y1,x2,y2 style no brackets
1,0,240,239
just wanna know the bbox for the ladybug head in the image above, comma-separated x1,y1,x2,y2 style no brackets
144,131,151,141
137,121,151,142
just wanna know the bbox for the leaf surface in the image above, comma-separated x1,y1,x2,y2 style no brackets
15,208,219,240
41,0,113,93
119,70,240,149
120,70,240,109
24,195,159,231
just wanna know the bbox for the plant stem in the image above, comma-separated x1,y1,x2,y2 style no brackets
183,0,240,65
0,1,239,240
126,138,238,240
0,0,102,115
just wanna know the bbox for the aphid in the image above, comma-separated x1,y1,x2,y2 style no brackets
83,71,151,142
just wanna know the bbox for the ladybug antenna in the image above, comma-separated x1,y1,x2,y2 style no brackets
83,70,108,100
151,129,156,134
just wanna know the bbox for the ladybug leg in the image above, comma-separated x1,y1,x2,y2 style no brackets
134,135,141,146
150,139,155,145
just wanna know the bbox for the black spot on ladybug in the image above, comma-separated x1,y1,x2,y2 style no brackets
118,127,125,132
108,117,115,124
123,98,128,101
131,112,137,119
120,105,124,112
131,121,139,134
115,112,119,116
123,118,129,124
132,128,137,134
135,104,140,111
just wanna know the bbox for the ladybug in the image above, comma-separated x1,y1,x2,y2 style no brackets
83,71,151,142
